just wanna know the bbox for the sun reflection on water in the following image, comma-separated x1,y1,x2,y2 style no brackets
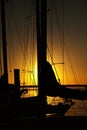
21,87,65,105
21,87,38,98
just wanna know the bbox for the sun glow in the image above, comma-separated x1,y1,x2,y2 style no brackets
8,62,38,86
8,58,83,86
34,62,38,85
20,63,38,86
8,61,63,86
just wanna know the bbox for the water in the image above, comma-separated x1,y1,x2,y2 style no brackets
21,86,87,116
21,87,38,98
20,87,65,105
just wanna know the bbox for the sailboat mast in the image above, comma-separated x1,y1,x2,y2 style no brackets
1,0,8,84
41,0,47,60
36,0,47,118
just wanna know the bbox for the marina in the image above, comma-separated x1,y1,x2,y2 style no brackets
0,0,87,128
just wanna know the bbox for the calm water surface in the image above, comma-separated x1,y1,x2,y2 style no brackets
21,87,65,105
20,86,87,116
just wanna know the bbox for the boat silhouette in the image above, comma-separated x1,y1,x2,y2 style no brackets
44,61,87,100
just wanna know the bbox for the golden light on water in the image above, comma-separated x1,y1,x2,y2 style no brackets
21,88,38,98
21,88,65,105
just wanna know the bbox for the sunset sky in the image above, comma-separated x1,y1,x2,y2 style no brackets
0,0,87,85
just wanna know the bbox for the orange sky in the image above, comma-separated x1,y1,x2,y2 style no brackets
0,0,87,85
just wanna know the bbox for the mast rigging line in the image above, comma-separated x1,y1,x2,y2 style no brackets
47,45,60,82
21,0,36,85
52,0,79,84
64,38,79,84
6,1,14,71
48,0,65,83
10,1,25,56
5,0,37,85
6,0,79,85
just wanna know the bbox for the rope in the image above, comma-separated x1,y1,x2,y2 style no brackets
10,1,24,55
21,0,37,85
52,0,79,84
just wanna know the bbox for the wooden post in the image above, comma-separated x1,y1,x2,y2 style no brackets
14,69,20,96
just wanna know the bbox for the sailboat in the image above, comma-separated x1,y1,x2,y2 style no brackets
0,0,87,121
